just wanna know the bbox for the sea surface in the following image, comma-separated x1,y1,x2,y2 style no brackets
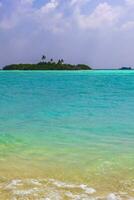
0,70,134,200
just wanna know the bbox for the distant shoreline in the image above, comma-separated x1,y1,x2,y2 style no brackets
1,63,133,71
2,63,91,70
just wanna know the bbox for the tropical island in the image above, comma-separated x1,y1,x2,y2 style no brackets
3,55,91,70
119,67,132,70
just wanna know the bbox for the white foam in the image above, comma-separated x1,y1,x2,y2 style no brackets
50,179,77,188
5,179,22,190
13,187,38,196
1,178,133,200
43,191,62,200
80,184,96,194
49,179,96,194
27,179,42,186
65,191,95,200
107,193,122,200
66,191,85,199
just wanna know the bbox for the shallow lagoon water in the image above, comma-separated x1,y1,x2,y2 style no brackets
0,70,134,199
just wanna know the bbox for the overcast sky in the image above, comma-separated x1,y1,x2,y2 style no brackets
0,0,134,69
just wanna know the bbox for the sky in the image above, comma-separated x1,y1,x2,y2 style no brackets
0,0,134,69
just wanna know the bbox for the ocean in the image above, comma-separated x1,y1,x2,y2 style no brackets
0,70,133,200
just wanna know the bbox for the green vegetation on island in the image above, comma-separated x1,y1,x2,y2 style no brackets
3,55,91,70
119,67,132,70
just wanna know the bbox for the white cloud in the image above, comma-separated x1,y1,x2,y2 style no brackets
70,0,89,6
0,18,17,29
0,0,123,31
0,0,62,32
122,20,134,30
40,0,59,14
125,0,134,6
75,2,121,30
35,0,65,33
0,0,37,30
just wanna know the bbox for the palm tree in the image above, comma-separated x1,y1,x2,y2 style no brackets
61,59,64,64
57,59,61,64
57,59,64,65
50,58,53,63
41,55,46,63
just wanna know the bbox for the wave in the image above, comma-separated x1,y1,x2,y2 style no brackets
0,178,133,200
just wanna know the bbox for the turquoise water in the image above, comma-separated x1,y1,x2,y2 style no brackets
0,71,134,199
